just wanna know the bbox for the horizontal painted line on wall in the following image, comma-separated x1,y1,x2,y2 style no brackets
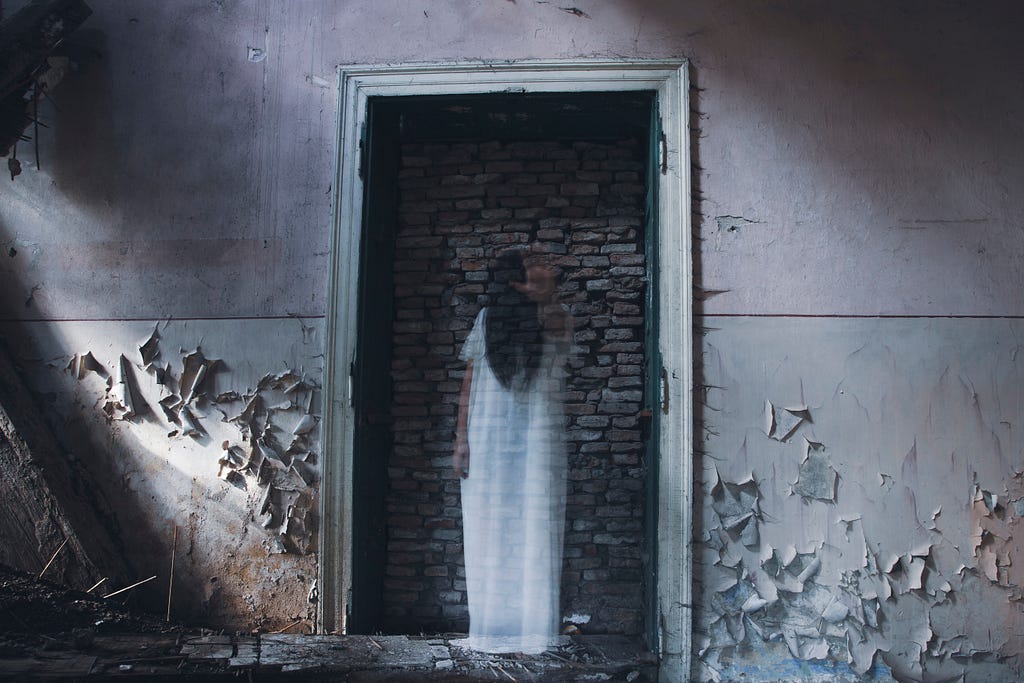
0,314,327,323
3,313,1020,323
697,313,1024,319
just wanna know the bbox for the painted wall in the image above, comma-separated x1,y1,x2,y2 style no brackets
1,0,1021,679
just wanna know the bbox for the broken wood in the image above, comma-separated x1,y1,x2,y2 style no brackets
166,524,176,621
269,619,304,634
37,537,68,579
102,575,156,600
0,336,129,591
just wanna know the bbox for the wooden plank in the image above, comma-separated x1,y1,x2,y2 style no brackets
229,638,259,669
0,653,97,677
259,634,410,671
178,634,235,663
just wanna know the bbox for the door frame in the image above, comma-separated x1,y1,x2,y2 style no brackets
320,60,692,680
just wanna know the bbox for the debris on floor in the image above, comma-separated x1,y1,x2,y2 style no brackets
0,564,657,681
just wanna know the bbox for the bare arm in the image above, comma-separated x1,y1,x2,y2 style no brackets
453,360,473,478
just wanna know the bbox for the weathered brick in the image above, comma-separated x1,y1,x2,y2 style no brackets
594,533,635,545
385,137,650,637
561,182,600,196
484,160,524,173
604,328,634,341
516,183,557,197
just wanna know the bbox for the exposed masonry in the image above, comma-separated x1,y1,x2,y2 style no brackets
383,138,650,635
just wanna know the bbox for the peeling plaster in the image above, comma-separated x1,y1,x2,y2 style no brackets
714,215,762,233
64,326,321,554
4,319,324,628
698,318,1024,682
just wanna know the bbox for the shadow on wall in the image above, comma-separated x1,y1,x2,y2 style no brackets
50,27,118,212
627,0,1023,279
0,316,324,627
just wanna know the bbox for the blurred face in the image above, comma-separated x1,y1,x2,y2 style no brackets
512,264,556,302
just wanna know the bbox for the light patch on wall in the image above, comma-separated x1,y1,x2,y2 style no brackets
64,323,320,554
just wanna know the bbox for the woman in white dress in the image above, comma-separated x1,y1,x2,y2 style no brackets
453,249,569,654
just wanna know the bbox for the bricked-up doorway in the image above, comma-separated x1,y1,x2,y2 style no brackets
322,62,692,681
374,93,656,642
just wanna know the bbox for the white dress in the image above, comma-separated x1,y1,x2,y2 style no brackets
458,307,568,654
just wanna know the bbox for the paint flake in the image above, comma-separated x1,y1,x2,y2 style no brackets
180,407,201,437
792,439,837,502
138,326,160,367
110,354,147,420
764,400,809,441
821,598,849,623
179,348,218,405
292,413,317,436
67,351,105,379
711,473,761,548
837,513,862,541
741,594,769,613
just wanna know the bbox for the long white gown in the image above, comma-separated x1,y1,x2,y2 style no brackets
458,307,568,654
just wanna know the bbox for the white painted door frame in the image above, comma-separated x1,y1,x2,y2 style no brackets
320,60,692,681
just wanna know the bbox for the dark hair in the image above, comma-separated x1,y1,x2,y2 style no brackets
485,250,543,390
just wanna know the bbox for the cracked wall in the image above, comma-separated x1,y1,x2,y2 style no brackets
695,319,1024,682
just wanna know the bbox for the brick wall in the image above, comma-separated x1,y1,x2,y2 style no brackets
383,138,649,636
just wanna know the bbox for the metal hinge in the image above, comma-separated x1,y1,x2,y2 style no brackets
660,366,670,414
357,123,368,180
659,129,668,175
348,361,355,408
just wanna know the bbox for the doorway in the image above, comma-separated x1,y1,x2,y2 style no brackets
321,61,692,680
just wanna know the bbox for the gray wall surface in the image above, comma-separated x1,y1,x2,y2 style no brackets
1,1,1021,680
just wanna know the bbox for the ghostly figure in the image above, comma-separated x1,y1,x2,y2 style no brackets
454,249,570,653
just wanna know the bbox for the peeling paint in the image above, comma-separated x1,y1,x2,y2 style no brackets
714,215,762,233
699,318,1024,682
792,439,836,502
66,332,320,554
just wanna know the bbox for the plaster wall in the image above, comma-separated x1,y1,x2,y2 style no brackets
0,0,1021,679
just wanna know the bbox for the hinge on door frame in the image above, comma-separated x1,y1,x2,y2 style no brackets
357,123,368,180
348,361,355,408
660,366,670,414
659,129,668,175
